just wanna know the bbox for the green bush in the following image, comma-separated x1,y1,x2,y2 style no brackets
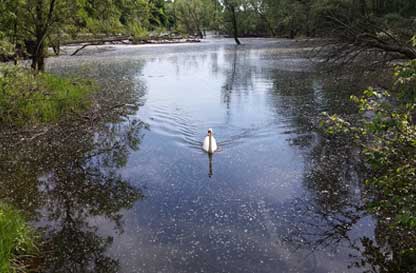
129,22,150,42
321,61,416,229
320,56,416,268
321,59,416,238
0,39,14,60
0,203,37,273
0,65,96,126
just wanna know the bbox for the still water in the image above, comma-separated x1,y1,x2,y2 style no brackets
2,39,381,272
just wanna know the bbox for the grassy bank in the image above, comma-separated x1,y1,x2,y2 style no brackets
0,64,96,126
0,203,37,273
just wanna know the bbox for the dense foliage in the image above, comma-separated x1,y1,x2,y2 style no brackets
1,0,415,69
0,0,174,69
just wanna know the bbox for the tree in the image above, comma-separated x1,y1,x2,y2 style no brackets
311,0,416,63
174,0,204,38
247,0,275,36
222,0,241,44
0,0,82,71
172,0,220,38
0,0,158,71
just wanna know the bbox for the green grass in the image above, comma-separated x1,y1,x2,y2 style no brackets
0,203,37,273
0,64,96,126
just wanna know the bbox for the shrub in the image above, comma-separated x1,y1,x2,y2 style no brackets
321,61,416,229
129,22,150,42
320,56,416,270
0,39,14,61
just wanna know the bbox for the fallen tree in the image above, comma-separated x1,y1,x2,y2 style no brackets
67,35,201,56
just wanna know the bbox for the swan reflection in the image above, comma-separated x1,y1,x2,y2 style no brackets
208,153,213,178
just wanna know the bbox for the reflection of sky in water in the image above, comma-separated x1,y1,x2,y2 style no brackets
45,39,374,273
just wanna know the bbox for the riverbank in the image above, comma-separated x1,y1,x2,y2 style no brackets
0,64,96,127
0,59,142,272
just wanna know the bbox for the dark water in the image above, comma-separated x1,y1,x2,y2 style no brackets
1,39,393,273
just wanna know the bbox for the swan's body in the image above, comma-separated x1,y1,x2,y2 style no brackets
202,128,217,154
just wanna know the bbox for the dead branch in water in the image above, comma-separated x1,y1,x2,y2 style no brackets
64,36,131,46
71,42,103,56
69,36,132,56
69,35,201,56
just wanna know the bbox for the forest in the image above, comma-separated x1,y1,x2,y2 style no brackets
1,0,416,69
0,1,415,273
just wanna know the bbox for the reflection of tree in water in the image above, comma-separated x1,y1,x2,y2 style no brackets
290,135,366,247
352,225,416,273
269,66,415,272
222,46,238,109
43,215,119,273
0,61,147,272
269,64,386,211
295,136,416,272
221,46,255,110
288,134,416,273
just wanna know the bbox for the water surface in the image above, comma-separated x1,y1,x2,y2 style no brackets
2,39,383,273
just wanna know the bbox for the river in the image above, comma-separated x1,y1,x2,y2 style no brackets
2,38,387,273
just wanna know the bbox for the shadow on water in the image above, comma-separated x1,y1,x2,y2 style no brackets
0,60,147,272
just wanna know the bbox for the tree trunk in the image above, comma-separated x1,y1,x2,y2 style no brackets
353,0,368,16
52,32,61,56
261,13,275,37
37,41,46,71
230,5,241,45
31,34,46,71
198,30,204,39
289,30,295,39
32,0,46,71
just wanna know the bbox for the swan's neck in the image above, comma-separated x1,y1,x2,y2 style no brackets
208,134,212,154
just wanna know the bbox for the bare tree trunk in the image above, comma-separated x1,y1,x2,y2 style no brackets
198,30,204,39
230,5,241,45
52,31,61,56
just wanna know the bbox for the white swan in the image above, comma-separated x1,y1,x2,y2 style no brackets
202,128,218,154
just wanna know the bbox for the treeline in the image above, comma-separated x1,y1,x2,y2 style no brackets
218,0,416,38
0,0,175,70
207,0,416,59
1,0,416,70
